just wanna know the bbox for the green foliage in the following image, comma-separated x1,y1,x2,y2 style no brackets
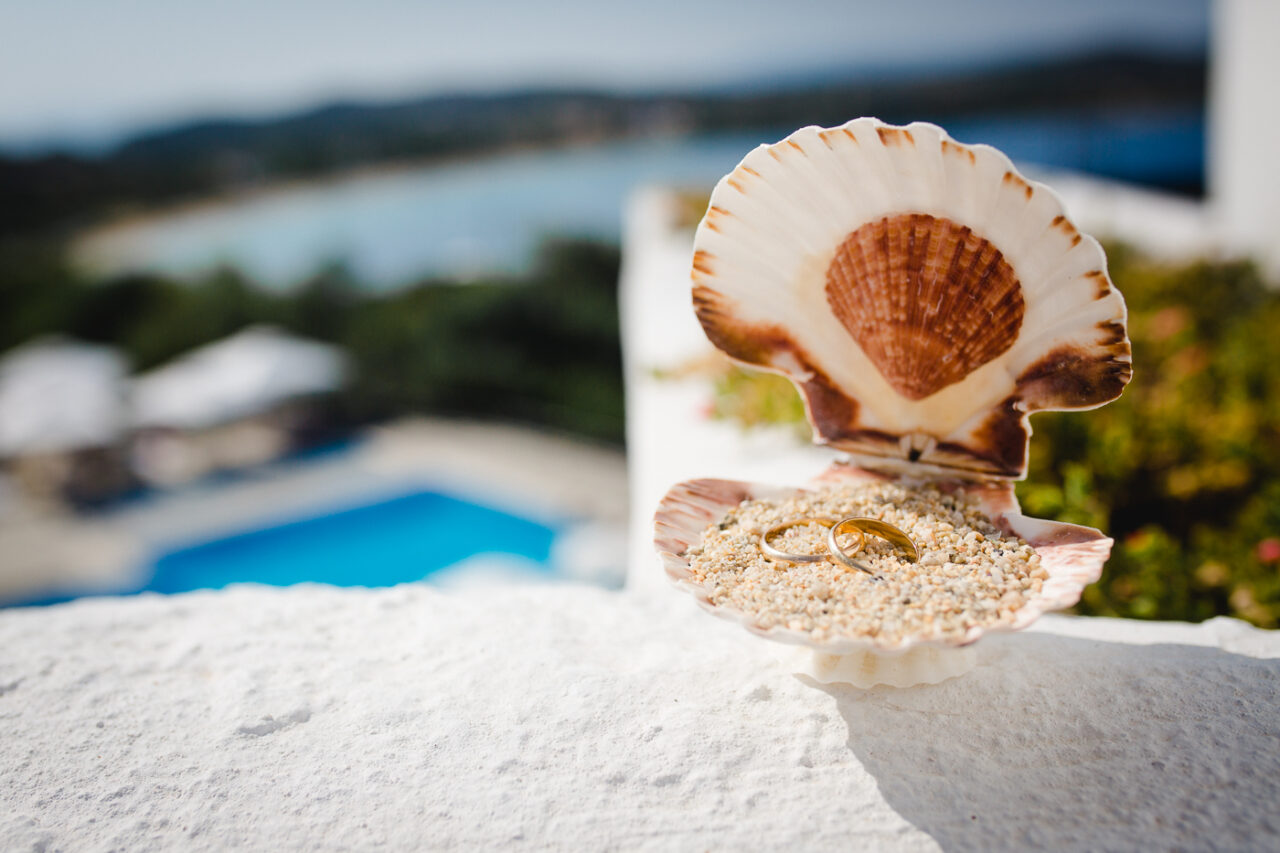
0,238,625,445
705,248,1280,627
1025,247,1280,627
711,366,811,439
0,236,84,350
337,239,623,442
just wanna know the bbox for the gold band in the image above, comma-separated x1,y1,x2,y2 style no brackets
826,517,919,576
760,517,863,565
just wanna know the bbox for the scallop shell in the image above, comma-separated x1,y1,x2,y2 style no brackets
692,118,1131,479
654,464,1113,654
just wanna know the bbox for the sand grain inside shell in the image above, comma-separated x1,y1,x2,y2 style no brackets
686,482,1046,646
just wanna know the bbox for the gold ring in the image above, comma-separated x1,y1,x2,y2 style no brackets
826,517,919,575
760,517,863,565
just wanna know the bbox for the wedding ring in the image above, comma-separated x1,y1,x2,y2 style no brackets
826,517,919,575
760,517,863,565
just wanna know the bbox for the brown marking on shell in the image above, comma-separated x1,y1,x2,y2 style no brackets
768,147,783,161
877,126,915,146
692,285,744,341
954,396,1030,477
703,206,731,234
842,129,858,143
1003,171,1033,200
1016,334,1132,411
693,292,860,436
1098,320,1128,346
694,289,796,366
1050,215,1084,247
814,425,902,457
727,177,745,192
940,138,976,164
820,425,1014,477
825,213,1025,400
1085,269,1111,298
692,250,715,276
742,166,761,177
691,284,718,310
798,371,859,440
787,140,805,154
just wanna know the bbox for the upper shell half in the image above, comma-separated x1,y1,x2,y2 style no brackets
692,118,1132,479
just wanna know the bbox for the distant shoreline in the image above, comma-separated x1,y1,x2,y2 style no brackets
71,106,1205,290
76,131,645,249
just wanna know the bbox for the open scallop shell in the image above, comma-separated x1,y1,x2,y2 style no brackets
656,119,1130,660
692,118,1131,479
654,464,1113,654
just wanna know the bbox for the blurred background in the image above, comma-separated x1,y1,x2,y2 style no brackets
1,0,1275,625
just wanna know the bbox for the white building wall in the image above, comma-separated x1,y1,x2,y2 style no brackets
1210,0,1280,276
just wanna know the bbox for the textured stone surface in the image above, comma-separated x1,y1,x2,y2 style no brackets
2,585,1278,851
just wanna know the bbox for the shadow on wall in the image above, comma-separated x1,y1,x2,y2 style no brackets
810,633,1280,851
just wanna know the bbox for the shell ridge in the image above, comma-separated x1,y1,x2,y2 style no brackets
892,122,948,209
715,161,838,261
907,215,930,334
1007,187,1072,261
963,145,1019,234
781,127,873,226
1022,243,1108,301
822,120,895,217
850,120,906,213
988,177,1041,260
823,132,891,219
1015,276,1119,339
699,229,809,294
1008,301,1129,367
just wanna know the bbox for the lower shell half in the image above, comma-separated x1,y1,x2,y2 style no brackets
653,464,1113,655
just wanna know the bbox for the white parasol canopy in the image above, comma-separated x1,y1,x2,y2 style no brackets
0,337,129,455
131,326,348,430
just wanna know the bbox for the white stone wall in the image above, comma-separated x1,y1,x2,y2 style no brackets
2,585,1278,850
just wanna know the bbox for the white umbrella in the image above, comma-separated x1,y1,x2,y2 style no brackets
0,338,127,455
131,326,348,430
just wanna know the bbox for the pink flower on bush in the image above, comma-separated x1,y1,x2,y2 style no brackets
1256,538,1280,563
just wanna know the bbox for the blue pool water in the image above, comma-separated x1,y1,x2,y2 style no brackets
2,488,559,607
146,489,558,594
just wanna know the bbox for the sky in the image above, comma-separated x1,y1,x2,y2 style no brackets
0,0,1208,151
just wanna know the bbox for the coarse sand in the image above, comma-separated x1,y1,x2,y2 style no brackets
688,482,1046,645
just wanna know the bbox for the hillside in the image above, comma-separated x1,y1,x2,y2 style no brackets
0,50,1204,237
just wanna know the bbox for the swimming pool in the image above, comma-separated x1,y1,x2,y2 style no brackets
3,488,559,607
145,488,558,594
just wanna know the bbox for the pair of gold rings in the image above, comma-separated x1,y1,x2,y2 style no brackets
759,516,919,576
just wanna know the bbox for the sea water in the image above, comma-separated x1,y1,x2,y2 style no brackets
75,109,1202,290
